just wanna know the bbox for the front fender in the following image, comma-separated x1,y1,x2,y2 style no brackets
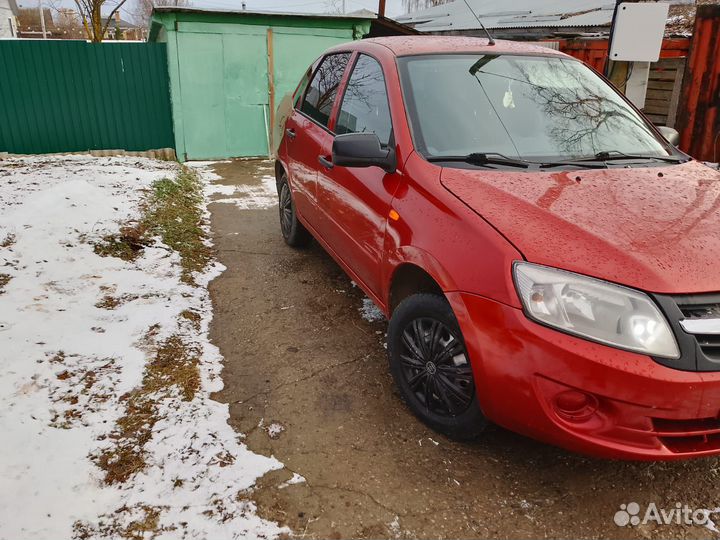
383,244,460,305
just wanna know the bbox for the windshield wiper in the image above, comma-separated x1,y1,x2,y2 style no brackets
539,150,684,169
539,159,607,169
427,152,530,168
592,150,683,163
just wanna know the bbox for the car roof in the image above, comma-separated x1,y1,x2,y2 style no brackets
346,36,569,58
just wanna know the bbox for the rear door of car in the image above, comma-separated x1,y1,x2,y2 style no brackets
284,53,351,230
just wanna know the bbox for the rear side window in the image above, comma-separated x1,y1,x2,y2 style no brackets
300,53,351,127
293,68,312,108
335,55,392,146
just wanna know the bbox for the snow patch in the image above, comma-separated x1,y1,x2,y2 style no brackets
278,472,306,489
266,422,285,439
359,297,385,323
214,175,278,209
0,155,287,539
205,183,238,197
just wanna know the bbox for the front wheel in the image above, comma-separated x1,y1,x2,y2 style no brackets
277,173,311,248
388,293,487,440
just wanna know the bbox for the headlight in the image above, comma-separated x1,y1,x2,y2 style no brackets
513,262,679,359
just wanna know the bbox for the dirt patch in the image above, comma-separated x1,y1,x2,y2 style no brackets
94,334,200,484
206,159,720,540
93,224,150,262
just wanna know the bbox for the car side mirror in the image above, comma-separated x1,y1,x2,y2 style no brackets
657,126,680,146
332,133,396,174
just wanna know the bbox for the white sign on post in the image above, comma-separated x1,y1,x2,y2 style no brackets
609,2,670,62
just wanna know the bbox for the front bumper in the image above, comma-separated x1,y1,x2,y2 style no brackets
448,291,720,460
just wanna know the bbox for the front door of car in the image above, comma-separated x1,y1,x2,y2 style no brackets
317,54,398,299
285,53,351,229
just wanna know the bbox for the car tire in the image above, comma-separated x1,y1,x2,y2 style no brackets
277,173,312,248
388,293,488,441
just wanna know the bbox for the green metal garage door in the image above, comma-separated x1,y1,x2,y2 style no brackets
151,10,371,161
175,29,347,161
177,31,269,160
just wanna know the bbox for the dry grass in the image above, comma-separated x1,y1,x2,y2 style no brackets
0,233,15,248
74,505,170,540
0,273,11,294
47,353,120,429
95,294,140,310
95,295,123,310
92,167,210,284
143,168,211,284
94,334,200,485
180,309,202,329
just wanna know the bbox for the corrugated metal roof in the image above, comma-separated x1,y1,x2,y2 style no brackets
396,0,622,31
152,6,374,20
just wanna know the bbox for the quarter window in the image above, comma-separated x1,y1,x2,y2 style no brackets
300,53,351,127
293,67,312,108
336,55,392,145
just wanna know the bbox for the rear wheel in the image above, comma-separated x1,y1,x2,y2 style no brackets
388,293,487,440
277,173,311,248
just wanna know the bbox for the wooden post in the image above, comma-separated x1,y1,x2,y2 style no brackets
267,28,275,157
378,0,386,17
666,58,685,128
607,60,629,93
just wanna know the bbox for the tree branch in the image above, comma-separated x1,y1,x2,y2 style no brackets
101,0,129,40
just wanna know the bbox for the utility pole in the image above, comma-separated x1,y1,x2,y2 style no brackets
342,0,346,13
378,0,386,17
38,0,47,38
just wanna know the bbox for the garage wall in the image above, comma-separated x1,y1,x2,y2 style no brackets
152,11,371,161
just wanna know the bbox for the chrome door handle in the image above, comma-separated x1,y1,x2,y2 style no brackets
286,128,296,140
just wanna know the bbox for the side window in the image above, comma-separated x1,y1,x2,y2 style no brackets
335,55,392,146
300,53,351,127
293,68,312,108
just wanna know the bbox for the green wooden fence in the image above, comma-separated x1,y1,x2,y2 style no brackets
0,41,174,155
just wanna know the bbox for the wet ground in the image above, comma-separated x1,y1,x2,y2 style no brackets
206,159,720,540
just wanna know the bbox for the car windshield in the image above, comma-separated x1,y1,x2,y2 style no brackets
397,54,672,162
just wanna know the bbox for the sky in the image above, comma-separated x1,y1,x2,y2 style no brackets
18,0,407,23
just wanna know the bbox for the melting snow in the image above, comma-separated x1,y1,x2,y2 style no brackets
359,297,385,323
278,472,306,489
266,422,285,439
198,166,278,210
0,155,286,540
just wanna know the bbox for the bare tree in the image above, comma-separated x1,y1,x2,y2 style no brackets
71,0,129,41
54,8,86,39
402,0,450,14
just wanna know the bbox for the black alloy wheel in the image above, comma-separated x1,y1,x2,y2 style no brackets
399,317,475,416
388,293,487,440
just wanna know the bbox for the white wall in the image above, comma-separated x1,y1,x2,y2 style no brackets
0,0,18,38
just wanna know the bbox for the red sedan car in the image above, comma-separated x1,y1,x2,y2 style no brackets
274,36,720,460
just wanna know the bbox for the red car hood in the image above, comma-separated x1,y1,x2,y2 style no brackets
441,161,720,294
